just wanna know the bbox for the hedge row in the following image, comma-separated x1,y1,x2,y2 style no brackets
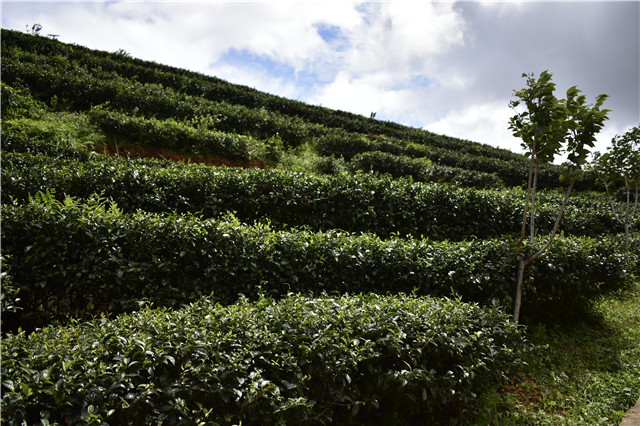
1,129,95,161
1,47,316,147
2,49,546,190
1,81,48,119
88,107,258,161
0,293,527,425
349,151,504,189
2,29,522,163
2,149,629,240
2,194,635,330
315,130,599,191
2,38,546,189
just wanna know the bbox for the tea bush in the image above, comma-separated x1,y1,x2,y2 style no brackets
3,34,587,190
4,44,596,190
350,150,504,188
1,47,314,148
3,151,628,240
2,194,635,329
88,107,257,161
2,29,523,163
0,293,527,425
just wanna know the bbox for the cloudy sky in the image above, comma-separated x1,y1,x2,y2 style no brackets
2,1,639,156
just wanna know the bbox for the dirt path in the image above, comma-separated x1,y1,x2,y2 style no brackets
620,396,640,425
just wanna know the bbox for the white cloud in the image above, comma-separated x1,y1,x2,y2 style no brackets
209,62,304,101
428,101,525,153
334,2,465,88
309,2,468,121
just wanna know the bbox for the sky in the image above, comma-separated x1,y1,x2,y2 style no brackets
2,1,639,157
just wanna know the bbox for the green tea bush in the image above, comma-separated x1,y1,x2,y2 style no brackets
350,151,504,188
2,151,628,240
1,46,314,148
88,107,256,161
314,130,405,161
0,256,21,318
3,28,603,192
0,82,47,119
2,194,635,329
315,127,600,190
4,37,601,191
2,112,105,151
1,128,93,161
2,29,523,163
0,293,527,425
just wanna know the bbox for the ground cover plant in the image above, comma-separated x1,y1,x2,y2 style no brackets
496,280,640,425
1,29,639,424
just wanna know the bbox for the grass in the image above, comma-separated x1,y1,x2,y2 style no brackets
491,280,640,425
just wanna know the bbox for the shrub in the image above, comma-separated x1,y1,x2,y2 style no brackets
88,107,256,161
0,82,47,119
1,46,313,148
0,256,21,318
0,293,528,425
3,28,522,163
2,113,104,151
2,151,629,240
0,128,93,161
350,151,504,188
2,194,635,329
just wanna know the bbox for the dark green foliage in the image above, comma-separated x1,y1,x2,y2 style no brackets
4,29,598,189
2,194,635,330
350,151,504,188
3,150,630,240
0,256,21,317
1,128,93,161
0,82,48,119
88,107,256,161
0,293,527,425
1,28,523,163
314,130,405,160
1,28,639,424
315,128,599,191
1,44,315,148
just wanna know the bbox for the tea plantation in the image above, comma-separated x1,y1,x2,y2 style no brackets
1,29,638,424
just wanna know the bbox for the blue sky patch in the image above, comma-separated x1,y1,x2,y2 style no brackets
217,48,322,93
314,23,348,52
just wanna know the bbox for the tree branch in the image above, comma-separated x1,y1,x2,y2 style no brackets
518,154,536,248
602,178,623,225
524,178,575,268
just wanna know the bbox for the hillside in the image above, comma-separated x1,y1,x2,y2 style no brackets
1,29,639,425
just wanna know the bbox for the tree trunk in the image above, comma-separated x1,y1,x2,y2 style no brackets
518,155,536,247
512,178,576,323
624,222,630,250
529,161,539,243
513,257,526,323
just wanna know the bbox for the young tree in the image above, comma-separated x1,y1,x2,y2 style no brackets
591,125,639,249
508,70,609,322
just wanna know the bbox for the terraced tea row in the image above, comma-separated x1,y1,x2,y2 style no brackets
2,28,519,161
0,294,527,425
2,32,598,190
2,193,635,331
2,148,629,240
